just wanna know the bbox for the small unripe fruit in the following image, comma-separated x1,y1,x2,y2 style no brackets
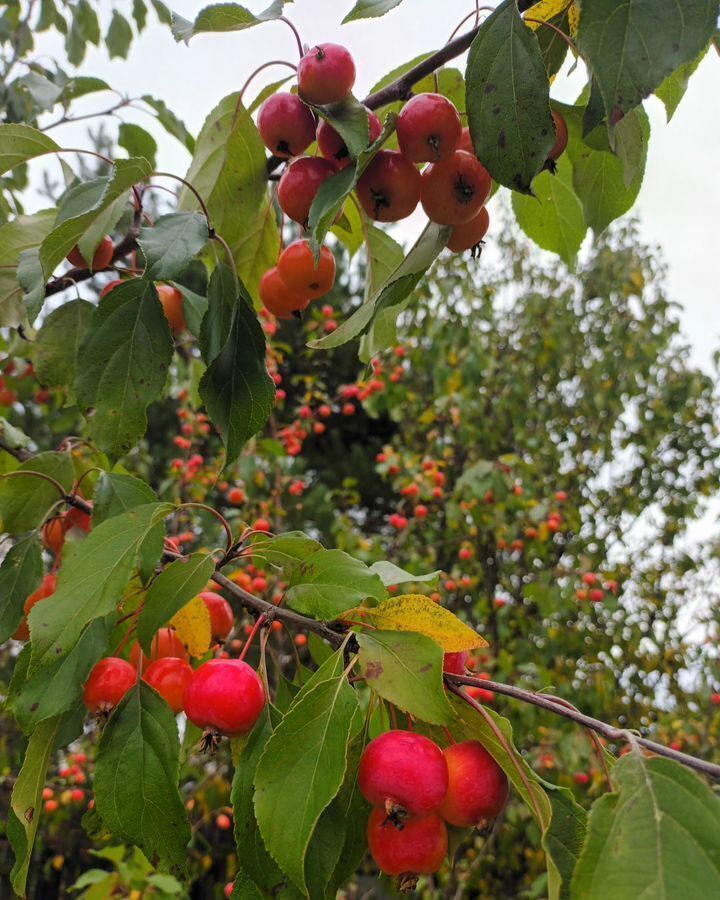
67,235,113,270
438,740,508,826
421,150,491,225
358,730,448,815
548,110,568,161
443,651,468,675
259,267,309,319
183,658,265,738
582,572,598,586
156,284,186,333
356,150,421,222
278,156,337,225
257,92,316,158
144,657,194,714
397,93,462,163
711,693,720,706
278,240,336,299
216,812,232,830
448,206,490,254
130,628,189,673
228,487,245,505
574,771,590,786
297,44,355,105
318,109,382,168
83,657,136,714
367,807,448,877
13,573,57,641
44,799,59,814
100,278,124,299
200,591,235,641
42,516,67,555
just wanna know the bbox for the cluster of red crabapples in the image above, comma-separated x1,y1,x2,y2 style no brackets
81,593,266,747
358,729,508,889
256,40,569,322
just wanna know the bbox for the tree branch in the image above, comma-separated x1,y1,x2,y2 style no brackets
446,673,720,780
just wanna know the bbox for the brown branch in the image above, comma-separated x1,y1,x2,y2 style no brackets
446,673,720,781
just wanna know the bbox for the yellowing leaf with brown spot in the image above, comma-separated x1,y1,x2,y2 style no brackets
568,2,579,37
361,594,487,652
170,594,212,657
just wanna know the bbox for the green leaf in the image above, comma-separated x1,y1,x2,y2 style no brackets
465,0,553,193
0,209,56,328
198,263,236,365
137,553,215,654
254,658,359,894
232,713,303,898
250,531,324,569
308,112,395,252
576,0,717,133
9,617,111,731
0,537,42,644
94,681,190,875
8,715,62,895
178,93,278,301
325,738,371,896
141,95,195,152
284,549,386,620
0,123,60,176
60,75,111,103
543,786,587,900
0,450,75,532
571,753,720,899
655,45,710,121
309,221,449,351
568,107,650,234
35,298,95,389
343,0,404,23
132,0,149,30
174,284,207,339
28,503,171,674
75,279,174,458
306,95,370,162
40,159,153,276
511,154,586,265
151,0,172,25
198,279,274,465
118,122,158,166
172,1,285,42
14,71,63,113
363,222,404,299
368,560,440,587
139,212,209,281
356,630,454,724
93,472,164,584
106,11,133,59
16,247,46,323
304,801,346,899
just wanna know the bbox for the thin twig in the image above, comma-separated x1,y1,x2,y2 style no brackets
446,673,720,780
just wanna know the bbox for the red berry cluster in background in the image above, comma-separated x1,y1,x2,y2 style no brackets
358,730,508,886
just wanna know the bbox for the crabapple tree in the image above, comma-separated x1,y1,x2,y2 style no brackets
0,1,719,899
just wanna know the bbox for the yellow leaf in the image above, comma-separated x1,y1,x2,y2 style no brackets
170,594,212,658
568,2,579,38
360,594,488,652
525,0,573,29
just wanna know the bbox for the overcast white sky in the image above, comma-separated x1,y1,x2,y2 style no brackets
34,1,720,370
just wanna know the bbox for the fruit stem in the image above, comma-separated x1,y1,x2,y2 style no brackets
277,16,304,59
151,172,213,230
239,614,267,661
179,501,234,555
523,17,580,57
450,683,541,822
238,59,297,104
210,233,239,288
446,7,494,44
